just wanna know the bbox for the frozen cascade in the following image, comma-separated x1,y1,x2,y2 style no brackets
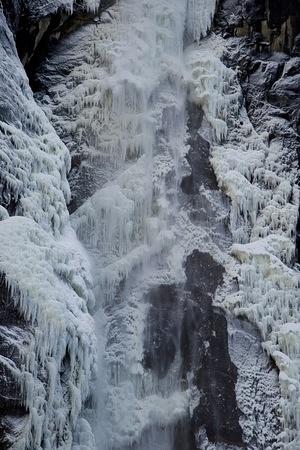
29,0,299,450
69,1,191,447
36,0,223,448
186,0,217,43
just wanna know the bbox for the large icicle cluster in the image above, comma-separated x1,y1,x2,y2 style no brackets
22,0,101,18
186,0,217,42
0,217,96,450
186,36,300,448
0,11,96,450
38,0,188,307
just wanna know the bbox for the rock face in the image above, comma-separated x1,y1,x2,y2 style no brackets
1,0,113,86
215,0,300,53
215,0,300,261
183,251,243,447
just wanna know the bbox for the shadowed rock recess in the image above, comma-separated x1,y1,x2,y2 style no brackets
0,0,298,449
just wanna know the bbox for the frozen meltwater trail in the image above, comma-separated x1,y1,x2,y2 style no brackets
185,35,300,448
34,0,198,444
67,0,190,310
92,2,189,448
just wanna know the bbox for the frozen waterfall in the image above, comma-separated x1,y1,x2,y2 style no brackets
36,0,299,448
0,0,299,448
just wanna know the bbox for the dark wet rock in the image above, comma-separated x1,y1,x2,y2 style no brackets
1,0,115,87
215,0,265,30
143,252,245,448
143,246,282,449
143,285,179,379
215,0,300,53
293,33,300,54
183,251,244,447
181,101,231,250
182,103,218,193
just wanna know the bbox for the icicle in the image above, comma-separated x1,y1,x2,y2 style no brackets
0,217,96,450
186,0,217,42
185,32,300,447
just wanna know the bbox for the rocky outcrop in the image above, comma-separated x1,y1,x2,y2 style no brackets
1,0,114,87
215,0,300,53
215,0,300,262
212,2,300,446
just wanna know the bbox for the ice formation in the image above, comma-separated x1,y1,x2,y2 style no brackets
36,0,220,447
186,0,217,42
0,218,96,449
0,10,96,450
2,0,298,447
35,0,300,447
186,35,300,448
0,14,70,235
23,0,102,17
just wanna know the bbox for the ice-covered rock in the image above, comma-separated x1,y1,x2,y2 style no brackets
185,31,300,448
0,216,96,450
0,7,96,449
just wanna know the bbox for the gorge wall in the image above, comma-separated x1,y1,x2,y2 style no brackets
0,1,299,449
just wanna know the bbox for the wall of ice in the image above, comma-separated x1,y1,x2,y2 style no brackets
0,10,96,450
185,35,300,448
186,0,217,42
34,0,221,448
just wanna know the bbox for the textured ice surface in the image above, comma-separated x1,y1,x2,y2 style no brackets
186,0,217,42
0,9,96,450
36,0,219,448
35,0,295,447
0,12,70,235
0,217,96,449
185,35,300,448
21,0,101,19
0,217,96,450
